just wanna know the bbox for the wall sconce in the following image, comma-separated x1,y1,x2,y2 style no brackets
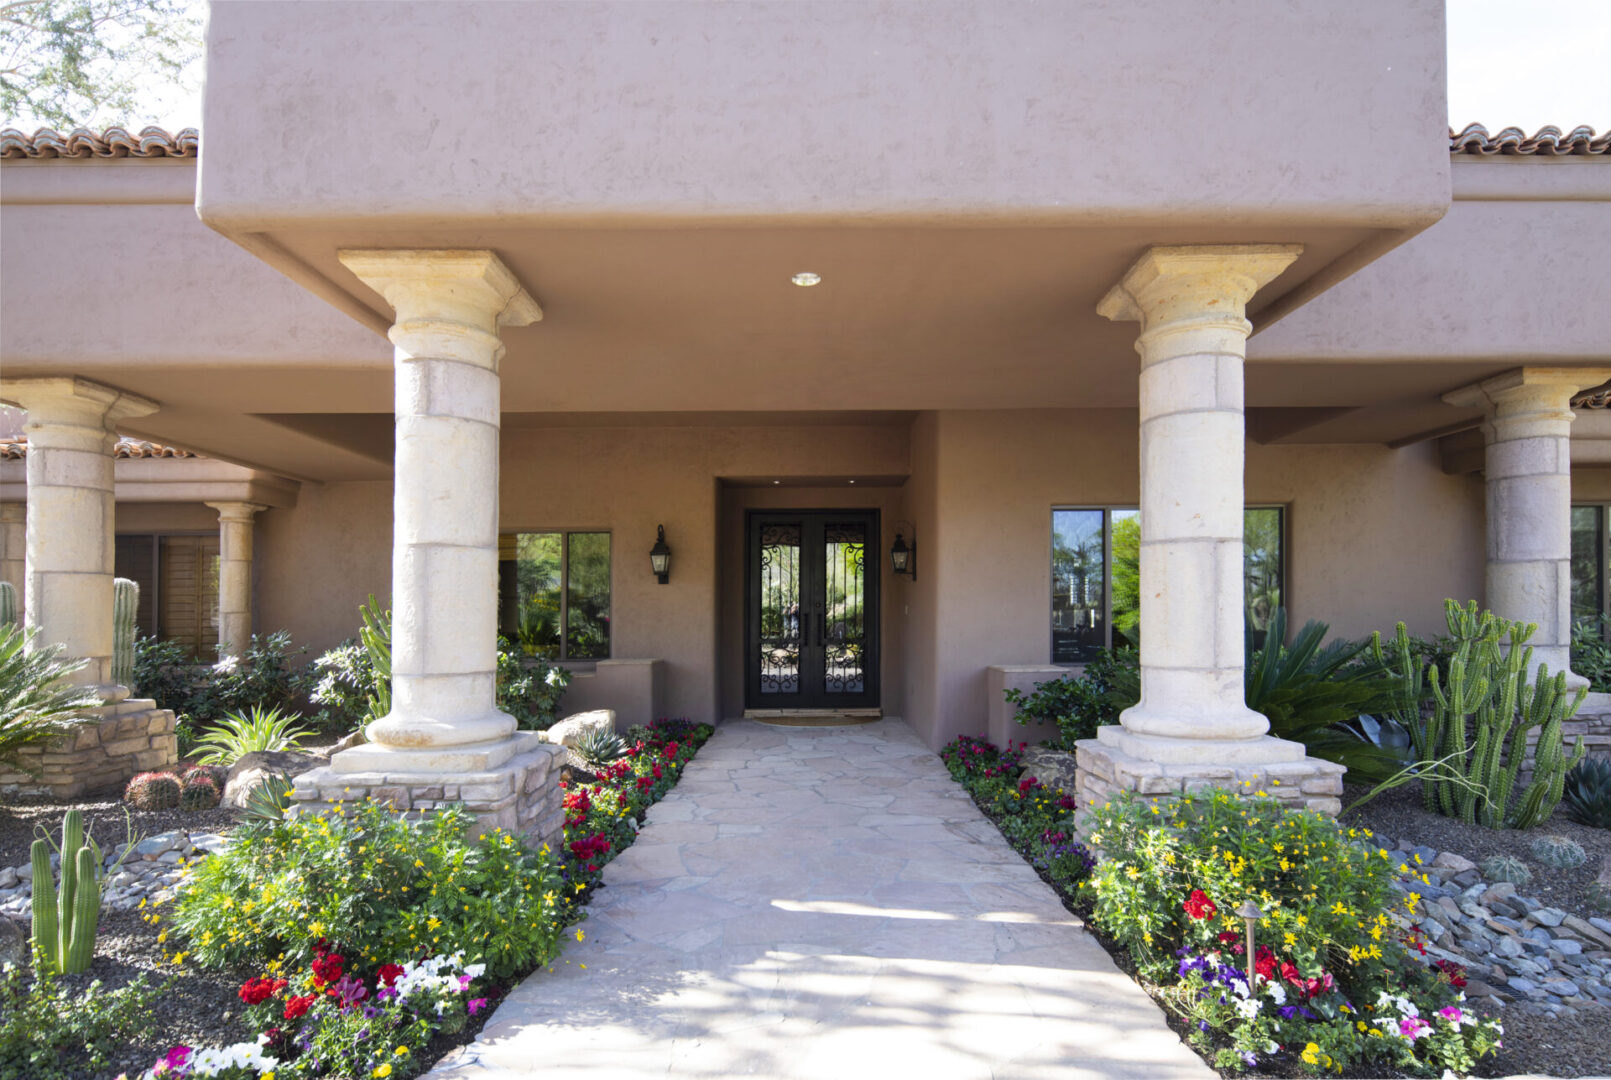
650,524,672,585
890,529,916,581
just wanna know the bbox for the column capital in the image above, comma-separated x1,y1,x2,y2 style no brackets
205,500,269,523
1,376,157,429
1097,244,1303,330
339,247,540,333
1442,366,1611,420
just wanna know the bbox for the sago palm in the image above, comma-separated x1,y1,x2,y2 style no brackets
0,624,102,774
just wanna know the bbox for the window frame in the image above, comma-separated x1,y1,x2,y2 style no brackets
498,529,614,662
1048,504,1288,666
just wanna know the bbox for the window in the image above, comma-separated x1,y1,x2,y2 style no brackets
1571,505,1608,627
114,533,220,661
1050,506,1285,663
497,532,611,659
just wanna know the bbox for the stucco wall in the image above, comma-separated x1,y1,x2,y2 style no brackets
255,481,393,654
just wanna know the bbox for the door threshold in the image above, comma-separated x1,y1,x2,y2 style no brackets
744,707,882,719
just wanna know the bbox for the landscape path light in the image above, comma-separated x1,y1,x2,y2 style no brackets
1235,899,1264,991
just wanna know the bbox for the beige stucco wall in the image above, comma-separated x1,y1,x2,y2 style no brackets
255,481,392,653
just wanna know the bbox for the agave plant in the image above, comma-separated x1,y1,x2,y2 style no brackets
190,705,312,766
0,624,103,774
574,727,629,771
239,771,297,829
1564,757,1611,828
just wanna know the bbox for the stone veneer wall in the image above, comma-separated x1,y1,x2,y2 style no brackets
1074,742,1347,818
0,698,178,799
1561,692,1611,759
289,737,567,850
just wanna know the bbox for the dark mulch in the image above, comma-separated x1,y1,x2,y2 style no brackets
0,795,237,870
957,774,1611,1078
1341,782,1611,922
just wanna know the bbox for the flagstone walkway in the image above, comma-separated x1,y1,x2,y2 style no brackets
428,719,1212,1080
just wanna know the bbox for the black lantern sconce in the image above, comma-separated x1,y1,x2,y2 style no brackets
890,527,916,581
650,525,672,585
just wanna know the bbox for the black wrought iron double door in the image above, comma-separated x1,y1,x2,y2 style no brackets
745,510,879,710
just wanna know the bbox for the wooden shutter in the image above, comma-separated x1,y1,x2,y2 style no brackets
158,535,220,660
114,535,157,638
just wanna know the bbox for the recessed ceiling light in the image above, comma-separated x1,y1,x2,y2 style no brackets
791,272,821,287
848,479,856,484
772,480,781,485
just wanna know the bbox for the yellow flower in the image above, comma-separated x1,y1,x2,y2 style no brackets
395,1047,409,1056
576,929,585,942
1300,1043,1321,1065
373,1066,393,1078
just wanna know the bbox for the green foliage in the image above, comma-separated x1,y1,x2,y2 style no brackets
0,624,100,775
170,800,567,981
111,576,137,687
29,808,134,975
358,594,391,725
134,631,313,753
1005,648,1137,747
239,770,296,829
307,596,393,737
0,581,15,627
1563,756,1611,828
0,959,157,1080
574,727,628,770
0,0,201,129
496,637,570,730
1407,601,1587,828
1110,513,1141,645
1571,616,1611,692
1479,854,1532,886
190,704,311,766
1529,833,1587,869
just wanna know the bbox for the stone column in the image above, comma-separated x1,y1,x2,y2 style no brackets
205,501,266,657
1,378,156,693
1444,368,1611,689
1077,245,1346,817
291,250,565,846
0,501,23,617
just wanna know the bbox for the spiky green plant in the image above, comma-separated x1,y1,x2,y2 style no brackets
239,771,296,829
30,809,137,974
574,727,629,771
189,705,311,766
0,623,101,775
358,594,391,727
123,770,183,810
1530,834,1587,869
1563,757,1611,828
112,577,138,687
1394,601,1588,828
1479,854,1532,886
0,580,16,627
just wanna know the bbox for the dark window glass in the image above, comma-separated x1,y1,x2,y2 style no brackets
1571,505,1604,627
498,531,610,660
565,532,611,659
1052,509,1105,662
1245,507,1284,646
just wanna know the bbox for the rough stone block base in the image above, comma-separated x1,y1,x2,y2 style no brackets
289,733,566,851
1074,724,1347,831
0,699,178,799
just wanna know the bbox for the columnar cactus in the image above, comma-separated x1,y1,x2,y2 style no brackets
29,809,104,974
1530,834,1588,869
112,577,138,687
0,580,15,627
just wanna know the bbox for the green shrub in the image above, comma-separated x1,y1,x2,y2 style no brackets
1564,756,1611,828
0,624,100,774
496,637,570,730
1571,615,1611,692
169,800,566,980
0,961,158,1080
190,704,312,766
135,631,314,752
308,639,376,732
1004,648,1137,747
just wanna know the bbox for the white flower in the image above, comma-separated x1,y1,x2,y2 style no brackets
1264,982,1286,1005
463,962,487,980
545,668,563,686
212,654,241,675
1233,997,1261,1019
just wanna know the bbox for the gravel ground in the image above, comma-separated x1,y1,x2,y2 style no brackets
1342,783,1611,922
0,795,237,872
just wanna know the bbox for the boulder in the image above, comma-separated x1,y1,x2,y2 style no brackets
0,918,23,967
1017,746,1080,796
1432,851,1477,874
223,750,326,809
331,729,367,754
542,710,616,748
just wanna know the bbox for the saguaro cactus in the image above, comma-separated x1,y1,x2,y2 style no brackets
0,581,15,627
29,808,126,974
112,577,138,687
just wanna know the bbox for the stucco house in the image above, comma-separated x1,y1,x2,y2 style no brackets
0,1,1606,837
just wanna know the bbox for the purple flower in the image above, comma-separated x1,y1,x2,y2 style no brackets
469,997,489,1016
458,974,474,991
334,973,369,1006
376,985,398,1001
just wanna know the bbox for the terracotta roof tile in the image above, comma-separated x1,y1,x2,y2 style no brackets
1451,123,1608,157
0,125,198,159
0,436,195,459
1573,389,1611,411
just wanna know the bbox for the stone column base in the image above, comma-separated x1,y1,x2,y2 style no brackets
289,732,566,850
0,699,178,799
1074,724,1347,824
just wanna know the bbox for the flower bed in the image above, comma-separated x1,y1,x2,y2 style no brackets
0,720,714,1080
941,734,1507,1078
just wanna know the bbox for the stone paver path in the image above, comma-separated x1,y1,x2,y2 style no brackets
430,719,1211,1079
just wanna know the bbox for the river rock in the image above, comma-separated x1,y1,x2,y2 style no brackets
1017,746,1080,794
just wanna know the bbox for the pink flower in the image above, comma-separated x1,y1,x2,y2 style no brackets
1438,1005,1463,1024
1398,1017,1431,1040
469,997,489,1016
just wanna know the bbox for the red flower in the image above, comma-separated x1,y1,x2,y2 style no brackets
376,964,405,988
283,995,317,1020
1182,889,1217,921
1056,795,1076,810
311,951,344,986
664,742,680,758
1279,961,1302,986
1217,931,1240,945
1253,947,1277,981
238,976,286,1006
1018,776,1040,794
1434,959,1467,989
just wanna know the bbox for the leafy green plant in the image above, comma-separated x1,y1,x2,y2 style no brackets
170,800,567,980
358,594,391,725
1571,615,1611,692
30,809,136,975
0,624,100,775
0,961,157,1080
1563,756,1611,828
496,637,570,730
189,704,312,766
1480,854,1532,886
1398,601,1587,828
239,770,296,829
1530,834,1587,869
574,727,628,770
133,629,312,733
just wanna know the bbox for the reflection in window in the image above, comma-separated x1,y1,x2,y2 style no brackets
1050,507,1285,663
498,532,610,660
1572,506,1606,627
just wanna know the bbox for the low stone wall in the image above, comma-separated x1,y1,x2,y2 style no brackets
1563,691,1611,759
0,698,178,799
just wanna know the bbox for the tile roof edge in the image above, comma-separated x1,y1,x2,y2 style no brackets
0,435,197,459
1451,123,1608,157
0,125,198,160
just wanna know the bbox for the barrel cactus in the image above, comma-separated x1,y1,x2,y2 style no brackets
0,580,15,627
30,809,123,974
1480,854,1533,886
124,770,183,811
112,577,138,687
1564,757,1611,828
179,770,221,811
1530,834,1588,869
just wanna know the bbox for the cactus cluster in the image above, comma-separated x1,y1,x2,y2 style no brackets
0,580,15,627
30,809,129,974
112,577,138,687
124,765,223,811
1530,834,1588,869
1479,854,1533,886
1386,601,1588,829
179,767,222,811
1564,757,1611,829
